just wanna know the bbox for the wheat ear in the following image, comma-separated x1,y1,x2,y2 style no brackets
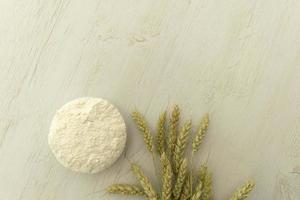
156,111,167,155
132,111,153,153
199,164,213,200
168,105,180,154
192,114,209,153
230,181,255,200
131,163,158,200
161,152,173,200
107,184,145,196
174,120,192,173
173,159,188,200
180,173,192,200
191,179,203,200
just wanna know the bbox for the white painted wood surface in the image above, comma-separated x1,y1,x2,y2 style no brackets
0,0,300,199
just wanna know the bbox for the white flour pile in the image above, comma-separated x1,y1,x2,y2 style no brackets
48,97,127,174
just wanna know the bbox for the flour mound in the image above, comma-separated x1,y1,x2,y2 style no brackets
48,97,126,174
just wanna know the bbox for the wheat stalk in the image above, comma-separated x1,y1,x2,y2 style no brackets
131,163,158,200
132,111,153,153
107,184,145,196
168,105,180,154
230,181,255,200
192,114,209,153
173,159,188,200
160,152,173,200
174,120,192,173
156,111,167,155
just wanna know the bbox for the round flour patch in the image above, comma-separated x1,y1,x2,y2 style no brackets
48,97,126,174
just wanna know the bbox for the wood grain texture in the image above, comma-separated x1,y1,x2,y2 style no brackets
0,0,300,199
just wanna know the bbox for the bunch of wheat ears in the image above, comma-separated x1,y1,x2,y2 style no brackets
107,105,255,200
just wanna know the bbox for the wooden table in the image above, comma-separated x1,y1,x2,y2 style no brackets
0,0,299,199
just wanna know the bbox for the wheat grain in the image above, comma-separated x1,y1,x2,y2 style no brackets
156,111,167,155
174,120,192,173
173,159,188,200
131,163,158,200
107,184,145,196
168,105,180,154
161,153,173,200
132,111,153,153
230,181,255,200
192,114,209,153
